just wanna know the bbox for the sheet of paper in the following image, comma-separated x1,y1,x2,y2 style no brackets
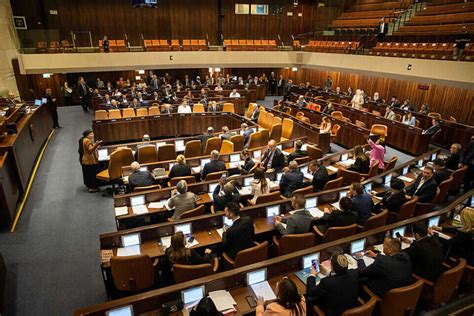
250,281,277,301
401,242,411,250
161,236,171,249
228,162,240,169
148,202,165,209
327,165,338,172
208,290,237,312
238,187,253,195
216,228,224,238
192,166,201,173
330,202,339,210
308,207,324,218
116,245,141,257
132,204,148,215
114,206,128,216
362,255,375,267
269,181,279,190
186,239,199,248
304,173,314,181
398,175,414,183
435,232,452,240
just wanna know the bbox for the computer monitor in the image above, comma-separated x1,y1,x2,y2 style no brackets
350,238,366,254
392,226,406,238
402,166,409,175
139,167,147,172
130,195,145,206
34,99,42,106
428,216,440,228
98,148,108,161
201,158,211,168
253,149,261,159
276,172,283,181
300,165,308,174
431,153,437,161
209,182,219,193
181,285,205,305
266,205,280,217
175,223,192,236
384,174,392,185
41,97,47,104
246,268,267,285
175,139,185,150
364,182,372,192
339,190,348,199
244,177,253,187
105,305,134,316
340,153,349,161
155,142,166,149
306,197,317,209
223,215,233,227
301,144,308,151
302,252,320,269
277,144,283,151
121,233,141,247
417,159,423,167
230,153,240,163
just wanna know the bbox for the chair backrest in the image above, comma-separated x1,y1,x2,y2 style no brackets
306,145,322,160
323,177,343,191
193,103,205,113
109,148,135,180
255,191,282,205
364,209,388,231
205,170,228,181
434,176,453,204
281,118,294,140
173,263,213,284
331,111,343,119
337,168,362,186
108,109,122,119
355,120,367,129
272,116,282,126
300,117,311,124
136,108,148,117
379,279,424,316
431,258,466,306
295,111,305,119
204,137,222,155
384,156,398,172
269,124,282,142
323,224,358,243
331,124,341,137
137,145,157,164
122,108,136,118
95,110,108,120
134,184,161,192
248,131,261,149
148,106,160,115
220,140,234,154
157,144,177,161
294,156,310,165
291,185,313,197
277,233,315,256
260,129,269,145
449,165,467,192
110,255,155,291
180,205,205,220
184,140,201,158
428,112,442,120
370,124,388,137
230,134,244,152
170,176,196,187
222,103,235,113
246,103,257,118
396,197,418,222
234,241,269,268
341,296,377,316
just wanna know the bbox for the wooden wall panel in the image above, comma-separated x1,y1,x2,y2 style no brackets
280,68,474,125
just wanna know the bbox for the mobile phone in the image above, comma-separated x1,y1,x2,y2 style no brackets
396,232,402,240
187,236,195,243
220,174,227,182
311,259,320,273
246,295,257,308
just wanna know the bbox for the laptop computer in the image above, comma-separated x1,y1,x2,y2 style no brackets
295,252,320,285
121,233,141,248
230,153,240,163
34,99,42,106
428,216,440,228
152,168,166,178
175,222,192,236
246,268,267,286
130,195,145,206
350,238,366,255
105,305,134,316
181,285,205,306
266,205,280,217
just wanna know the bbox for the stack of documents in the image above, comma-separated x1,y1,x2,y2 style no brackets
114,206,128,216
327,166,338,173
161,236,172,249
398,175,414,182
238,187,253,195
208,290,237,312
117,245,141,257
307,207,324,218
192,166,201,173
148,201,166,209
132,204,148,215
251,281,276,301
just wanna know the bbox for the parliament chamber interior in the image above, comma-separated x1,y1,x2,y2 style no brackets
0,0,473,315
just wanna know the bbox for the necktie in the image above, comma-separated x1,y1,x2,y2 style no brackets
263,150,273,169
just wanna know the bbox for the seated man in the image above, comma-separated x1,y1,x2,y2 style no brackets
445,143,462,171
198,126,214,151
260,140,286,172
348,182,373,225
128,161,154,190
287,140,308,163
167,180,197,221
201,150,226,180
405,165,438,203
314,197,357,233
213,181,241,212
220,126,234,141
237,149,256,175
279,161,304,198
402,222,444,282
229,89,240,98
249,106,260,123
358,237,412,298
306,160,329,191
422,118,442,135
240,123,254,146
222,202,254,260
432,158,451,184
373,178,408,214
274,194,312,236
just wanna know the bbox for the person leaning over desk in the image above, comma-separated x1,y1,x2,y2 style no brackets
79,130,102,193
166,231,215,266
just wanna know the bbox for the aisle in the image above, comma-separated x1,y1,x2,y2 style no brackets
0,106,115,315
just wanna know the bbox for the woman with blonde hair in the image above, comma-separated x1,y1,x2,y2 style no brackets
168,154,192,180
317,116,332,134
250,168,270,204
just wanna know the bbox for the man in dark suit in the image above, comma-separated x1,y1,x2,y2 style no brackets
422,118,442,135
358,237,413,298
405,165,438,203
274,194,312,235
237,149,256,175
240,123,254,146
402,222,444,282
77,77,89,112
260,140,285,172
349,182,373,225
307,160,329,191
250,106,260,123
314,197,357,233
433,158,451,184
445,143,461,171
222,202,255,260
269,72,277,96
388,96,401,108
287,140,308,163
374,178,408,214
277,75,285,96
201,150,226,180
197,126,215,152
44,88,60,129
128,161,155,190
279,161,304,197
283,79,293,101
213,181,241,212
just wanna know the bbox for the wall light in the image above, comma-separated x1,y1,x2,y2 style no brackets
291,67,298,72
137,70,145,74
42,73,51,78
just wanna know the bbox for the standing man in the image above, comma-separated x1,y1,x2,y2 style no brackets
269,72,277,96
277,75,285,96
77,77,90,112
324,76,333,92
377,17,388,41
45,88,60,129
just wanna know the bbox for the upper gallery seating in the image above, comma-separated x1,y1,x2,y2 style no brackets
303,41,360,54
223,39,278,51
98,39,127,52
36,40,74,53
143,39,208,51
370,42,474,60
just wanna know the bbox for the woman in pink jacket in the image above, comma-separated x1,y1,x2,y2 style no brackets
256,278,306,316
368,137,385,169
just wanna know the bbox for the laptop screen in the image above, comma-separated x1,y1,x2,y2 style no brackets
302,252,320,269
402,166,409,175
350,238,366,254
253,149,262,159
230,154,240,163
417,159,423,167
201,158,211,168
223,215,233,227
34,99,42,106
431,153,437,161
121,233,141,247
428,216,440,228
175,139,185,149
300,165,308,174
276,172,283,181
41,97,47,104
130,195,145,206
247,268,266,285
139,167,147,172
105,305,133,316
244,177,253,187
175,223,192,235
266,205,280,217
384,174,392,185
306,197,317,209
339,190,348,199
209,182,219,193
340,153,349,161
392,226,406,238
182,286,205,305
364,182,372,192
98,148,109,161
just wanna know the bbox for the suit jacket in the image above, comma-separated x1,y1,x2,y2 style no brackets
403,236,444,282
250,108,260,122
261,148,285,172
222,216,254,259
287,149,308,163
405,175,438,203
433,168,451,184
306,270,359,316
78,83,89,97
128,170,155,189
168,164,192,180
377,190,408,213
423,123,441,135
312,165,329,191
358,252,412,297
445,153,460,171
213,184,241,212
350,157,370,174
242,128,254,145
314,210,357,232
279,170,304,197
168,192,197,221
201,160,226,179
277,209,312,235
240,157,256,175
351,194,374,224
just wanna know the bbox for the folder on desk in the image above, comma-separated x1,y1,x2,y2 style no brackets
117,245,141,257
132,204,148,215
250,281,276,301
398,175,414,183
148,202,165,209
208,290,237,312
114,206,128,216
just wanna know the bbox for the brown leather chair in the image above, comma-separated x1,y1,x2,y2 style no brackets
220,140,234,154
137,145,157,164
260,129,270,145
148,106,160,115
248,191,282,206
96,148,134,194
363,279,424,316
383,156,398,172
361,163,379,180
37,41,48,53
337,168,362,186
357,209,388,232
169,176,196,187
314,224,357,243
449,165,467,194
415,187,440,216
179,205,205,220
204,137,222,155
414,258,466,307
290,185,313,197
331,111,343,119
281,118,294,141
342,296,377,316
300,117,311,124
322,177,343,191
307,145,322,160
269,124,282,142
108,108,122,119
273,233,315,256
184,140,201,158
223,241,269,269
355,120,367,129
370,124,388,138
157,144,176,161
372,110,382,116
248,131,262,149
432,176,453,204
94,110,108,120
293,156,310,165
136,108,148,117
192,103,205,113
204,170,228,181
172,258,218,283
388,197,418,223
330,124,341,142
230,134,244,152
133,184,161,192
222,103,235,113
110,254,158,292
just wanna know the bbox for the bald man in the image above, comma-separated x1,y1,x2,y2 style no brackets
260,140,285,172
128,161,154,190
